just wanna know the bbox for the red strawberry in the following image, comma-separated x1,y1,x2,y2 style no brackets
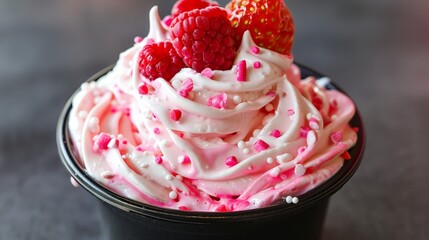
138,41,185,81
171,0,219,19
170,6,239,72
226,0,294,55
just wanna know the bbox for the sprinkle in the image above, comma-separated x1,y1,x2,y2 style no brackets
134,36,143,43
201,68,214,78
266,157,274,164
292,197,299,204
276,153,293,164
270,129,281,138
237,141,246,149
330,131,343,144
250,46,260,54
178,89,188,98
300,126,310,138
309,117,320,130
169,109,182,121
297,146,307,155
341,151,351,160
165,175,173,181
178,206,188,211
107,138,119,148
233,95,242,104
306,130,317,146
182,78,194,92
285,196,293,203
352,127,359,133
294,164,306,176
287,108,295,116
154,156,163,164
93,133,112,151
88,117,100,133
207,93,227,109
225,156,238,167
178,155,190,164
253,61,261,69
236,60,247,82
252,129,261,137
215,204,227,212
253,139,270,152
138,84,148,95
243,148,250,154
101,171,115,179
265,103,274,112
153,127,161,134
70,177,79,188
78,110,88,119
169,191,178,199
270,167,280,177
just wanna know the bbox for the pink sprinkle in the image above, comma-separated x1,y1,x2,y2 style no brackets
236,60,247,82
182,78,194,92
201,68,214,78
153,127,161,134
287,108,295,116
178,155,191,164
70,177,79,188
224,156,238,167
162,16,173,27
138,84,148,95
250,46,260,54
253,61,261,69
154,156,163,164
330,131,343,144
178,89,188,98
124,108,131,116
134,36,143,43
122,140,128,145
146,38,155,45
93,133,112,151
309,118,320,130
300,126,310,138
136,146,143,151
270,129,281,138
297,146,307,154
253,139,270,152
207,93,227,109
169,109,182,121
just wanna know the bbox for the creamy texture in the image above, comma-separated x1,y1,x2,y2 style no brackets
68,6,357,212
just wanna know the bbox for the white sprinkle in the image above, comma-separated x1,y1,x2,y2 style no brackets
270,167,280,177
285,196,293,203
276,153,293,164
107,138,117,149
331,114,338,120
252,129,261,137
121,154,127,159
266,157,274,164
169,191,178,199
233,95,242,104
237,141,246,149
165,175,173,181
265,103,274,112
243,148,250,154
78,110,88,119
306,130,317,146
294,164,306,176
178,155,186,163
292,197,299,204
81,82,89,90
88,117,100,133
306,113,313,120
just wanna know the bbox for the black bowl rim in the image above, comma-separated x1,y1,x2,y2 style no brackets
56,63,365,223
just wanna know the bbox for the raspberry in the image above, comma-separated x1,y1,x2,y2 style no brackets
226,0,294,55
170,6,239,72
138,41,185,81
171,0,219,19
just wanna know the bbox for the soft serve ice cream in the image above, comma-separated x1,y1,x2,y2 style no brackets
68,0,358,212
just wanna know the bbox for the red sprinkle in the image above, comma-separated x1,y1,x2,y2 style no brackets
253,139,270,152
169,109,182,121
138,84,149,95
178,155,191,164
300,126,310,138
225,156,238,167
270,129,281,138
215,204,227,212
154,156,163,164
237,60,247,81
178,206,188,211
341,151,351,160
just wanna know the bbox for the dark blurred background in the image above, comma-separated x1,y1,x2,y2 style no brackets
1,0,428,239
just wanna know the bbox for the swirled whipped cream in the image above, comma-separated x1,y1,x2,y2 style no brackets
68,6,357,212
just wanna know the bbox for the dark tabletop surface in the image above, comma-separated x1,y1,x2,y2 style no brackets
1,0,428,239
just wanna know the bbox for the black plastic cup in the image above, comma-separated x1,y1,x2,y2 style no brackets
57,64,365,240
